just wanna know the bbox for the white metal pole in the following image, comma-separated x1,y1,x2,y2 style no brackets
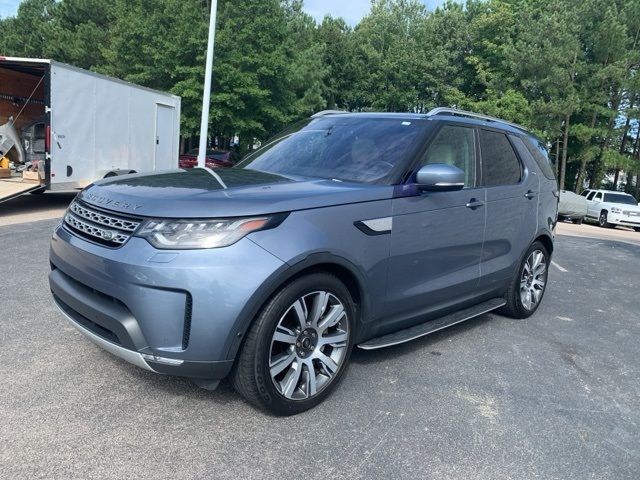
197,0,218,168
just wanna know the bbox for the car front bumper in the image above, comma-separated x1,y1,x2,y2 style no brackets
49,224,285,380
607,212,640,227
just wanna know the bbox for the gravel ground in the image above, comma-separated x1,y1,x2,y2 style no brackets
0,218,638,479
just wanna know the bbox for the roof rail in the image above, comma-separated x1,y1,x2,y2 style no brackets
426,107,528,133
311,109,348,118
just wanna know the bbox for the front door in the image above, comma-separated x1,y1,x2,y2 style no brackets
383,123,485,328
586,191,602,219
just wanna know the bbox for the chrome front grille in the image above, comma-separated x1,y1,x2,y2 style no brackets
63,201,142,247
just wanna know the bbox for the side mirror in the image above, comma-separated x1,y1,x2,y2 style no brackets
416,163,465,191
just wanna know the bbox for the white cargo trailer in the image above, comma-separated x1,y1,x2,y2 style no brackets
0,57,181,203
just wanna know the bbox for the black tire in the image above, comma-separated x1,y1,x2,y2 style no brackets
230,272,355,415
572,217,583,225
498,241,550,319
598,211,612,228
634,227,640,233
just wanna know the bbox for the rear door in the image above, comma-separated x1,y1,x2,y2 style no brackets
478,128,538,290
50,62,96,186
383,123,485,327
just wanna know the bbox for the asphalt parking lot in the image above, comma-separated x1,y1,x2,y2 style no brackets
1,200,639,479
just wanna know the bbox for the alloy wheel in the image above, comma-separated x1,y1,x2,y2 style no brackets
268,291,349,400
599,213,607,227
520,250,547,311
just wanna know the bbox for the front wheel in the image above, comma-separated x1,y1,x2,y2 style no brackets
598,211,612,228
230,273,355,415
498,241,550,319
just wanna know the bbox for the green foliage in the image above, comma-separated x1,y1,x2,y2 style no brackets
1,0,639,195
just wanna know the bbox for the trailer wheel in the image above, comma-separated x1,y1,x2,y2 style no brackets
104,170,136,178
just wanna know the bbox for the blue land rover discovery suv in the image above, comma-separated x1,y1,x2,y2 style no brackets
49,108,558,415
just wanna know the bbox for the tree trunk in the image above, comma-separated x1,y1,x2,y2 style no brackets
613,169,620,189
619,99,634,155
591,90,622,188
575,156,588,193
555,136,561,177
560,113,571,190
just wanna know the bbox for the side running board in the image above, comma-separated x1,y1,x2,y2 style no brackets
357,298,506,350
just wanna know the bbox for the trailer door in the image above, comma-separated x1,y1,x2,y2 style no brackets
49,63,96,188
154,104,175,170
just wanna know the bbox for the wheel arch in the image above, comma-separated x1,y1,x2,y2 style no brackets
224,253,369,362
534,232,554,257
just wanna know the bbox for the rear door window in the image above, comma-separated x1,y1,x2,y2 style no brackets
479,129,522,186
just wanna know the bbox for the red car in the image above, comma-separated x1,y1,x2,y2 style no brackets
178,149,237,169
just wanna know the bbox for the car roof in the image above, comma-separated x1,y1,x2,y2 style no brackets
588,189,633,195
315,111,535,139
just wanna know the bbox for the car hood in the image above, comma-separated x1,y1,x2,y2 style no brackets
614,203,640,213
78,168,394,218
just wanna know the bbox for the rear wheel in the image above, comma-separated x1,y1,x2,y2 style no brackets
598,211,612,228
572,217,583,225
230,273,355,415
499,241,549,319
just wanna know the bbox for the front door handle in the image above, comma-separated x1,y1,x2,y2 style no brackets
466,199,484,209
525,190,537,199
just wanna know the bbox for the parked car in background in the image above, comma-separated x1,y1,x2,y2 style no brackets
581,189,640,231
49,108,557,415
558,190,587,224
178,149,237,169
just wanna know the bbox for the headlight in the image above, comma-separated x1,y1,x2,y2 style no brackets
135,215,284,249
610,207,622,213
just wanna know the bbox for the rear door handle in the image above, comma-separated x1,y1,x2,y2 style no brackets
525,190,537,199
466,199,484,209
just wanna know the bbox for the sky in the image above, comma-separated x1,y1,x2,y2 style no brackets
0,0,447,22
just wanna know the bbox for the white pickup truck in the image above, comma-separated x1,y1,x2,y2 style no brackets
581,189,640,231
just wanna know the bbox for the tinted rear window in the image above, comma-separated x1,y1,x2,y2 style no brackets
479,130,522,186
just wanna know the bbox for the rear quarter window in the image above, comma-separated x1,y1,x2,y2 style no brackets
523,136,556,180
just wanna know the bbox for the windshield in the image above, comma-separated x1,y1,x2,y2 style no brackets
236,117,427,184
604,193,638,205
